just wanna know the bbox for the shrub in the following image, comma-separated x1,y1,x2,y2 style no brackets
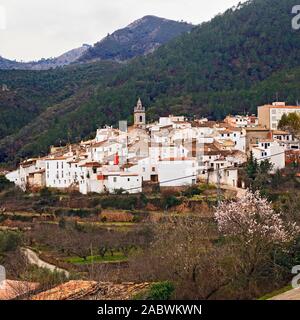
0,231,22,253
136,282,175,300
0,175,14,192
162,195,182,210
58,217,66,229
99,195,138,210
182,185,201,198
21,265,68,289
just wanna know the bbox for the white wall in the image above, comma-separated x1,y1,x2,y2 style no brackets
252,141,285,171
158,160,197,187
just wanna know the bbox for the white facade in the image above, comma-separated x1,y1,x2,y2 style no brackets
45,156,84,189
6,159,45,190
157,158,197,187
90,141,126,163
201,167,238,188
126,157,158,182
251,140,285,171
216,129,246,152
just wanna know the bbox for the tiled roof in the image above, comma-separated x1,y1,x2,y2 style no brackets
79,162,102,168
260,105,300,109
31,281,151,300
0,280,39,300
159,157,195,161
45,157,69,161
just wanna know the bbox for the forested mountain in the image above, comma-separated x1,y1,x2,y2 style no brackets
78,16,194,62
0,61,120,143
1,0,300,165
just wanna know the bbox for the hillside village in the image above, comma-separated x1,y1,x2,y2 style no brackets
3,0,300,305
6,99,300,194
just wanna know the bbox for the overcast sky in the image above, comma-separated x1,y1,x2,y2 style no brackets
0,0,246,61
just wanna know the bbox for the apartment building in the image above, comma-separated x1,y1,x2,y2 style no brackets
258,102,300,130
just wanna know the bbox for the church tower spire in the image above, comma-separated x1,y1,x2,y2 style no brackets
134,98,146,128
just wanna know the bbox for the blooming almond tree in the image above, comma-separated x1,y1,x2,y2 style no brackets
214,190,299,296
215,190,298,245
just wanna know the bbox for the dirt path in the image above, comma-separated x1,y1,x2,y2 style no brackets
22,247,70,278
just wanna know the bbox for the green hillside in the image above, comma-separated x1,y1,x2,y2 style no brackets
1,0,300,165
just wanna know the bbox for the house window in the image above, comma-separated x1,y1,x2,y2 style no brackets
113,177,117,183
152,167,155,172
128,178,130,182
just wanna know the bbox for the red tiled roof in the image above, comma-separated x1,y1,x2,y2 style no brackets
0,280,39,300
31,281,151,300
79,162,102,168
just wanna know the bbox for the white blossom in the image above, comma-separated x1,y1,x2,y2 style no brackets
214,190,298,245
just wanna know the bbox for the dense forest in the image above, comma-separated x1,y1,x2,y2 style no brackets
1,0,300,165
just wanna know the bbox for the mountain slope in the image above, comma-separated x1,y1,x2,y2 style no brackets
0,16,193,70
79,15,194,62
0,45,91,70
0,61,120,146
1,0,300,165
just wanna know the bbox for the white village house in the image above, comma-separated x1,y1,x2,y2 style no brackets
6,100,298,194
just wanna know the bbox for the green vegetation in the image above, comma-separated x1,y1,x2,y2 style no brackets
243,151,274,192
1,0,300,165
134,281,175,300
258,285,293,300
0,61,120,164
0,175,13,192
278,112,300,138
146,282,175,300
21,265,68,288
0,231,22,254
65,252,128,265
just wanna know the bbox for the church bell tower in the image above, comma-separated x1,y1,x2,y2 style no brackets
134,98,146,128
